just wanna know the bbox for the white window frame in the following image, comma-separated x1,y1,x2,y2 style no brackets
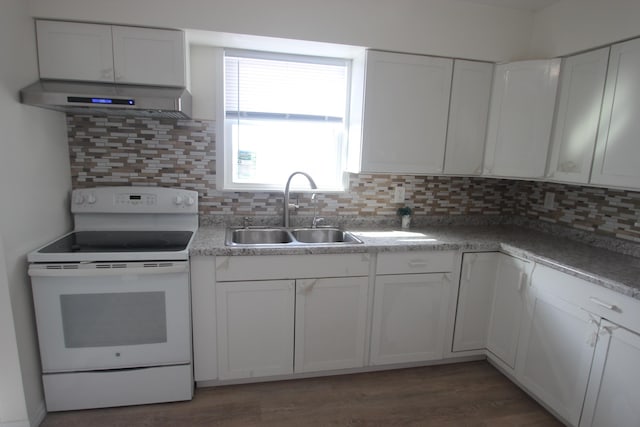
216,48,352,192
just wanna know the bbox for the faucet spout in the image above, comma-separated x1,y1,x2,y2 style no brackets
283,171,317,227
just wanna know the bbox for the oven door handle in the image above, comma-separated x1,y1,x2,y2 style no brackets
28,263,188,277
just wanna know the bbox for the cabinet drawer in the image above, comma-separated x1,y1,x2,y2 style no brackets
532,264,640,334
376,251,455,275
216,253,371,282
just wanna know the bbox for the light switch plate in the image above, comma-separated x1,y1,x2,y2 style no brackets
544,192,555,209
394,186,405,203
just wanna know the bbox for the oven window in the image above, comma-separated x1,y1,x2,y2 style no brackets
60,292,167,348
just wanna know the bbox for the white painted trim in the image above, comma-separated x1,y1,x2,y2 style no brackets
0,420,30,427
28,400,46,427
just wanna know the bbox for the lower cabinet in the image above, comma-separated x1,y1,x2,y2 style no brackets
452,252,498,352
216,280,295,380
216,276,370,380
516,268,599,426
486,253,532,370
370,273,452,365
580,321,640,427
210,253,371,381
294,277,369,373
370,250,456,365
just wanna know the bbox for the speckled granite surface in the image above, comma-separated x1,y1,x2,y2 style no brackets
190,224,640,300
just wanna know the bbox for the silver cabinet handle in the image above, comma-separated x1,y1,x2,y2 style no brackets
589,297,617,311
408,260,428,268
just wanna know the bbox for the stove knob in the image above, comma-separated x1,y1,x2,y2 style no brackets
173,195,183,205
73,194,85,205
87,194,97,204
185,196,195,206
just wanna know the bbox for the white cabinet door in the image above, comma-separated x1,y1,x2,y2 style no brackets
516,271,599,426
592,38,640,189
112,26,186,87
216,280,295,380
452,252,498,352
547,48,609,184
486,253,532,370
581,321,640,427
294,277,369,373
484,59,560,178
370,273,452,365
444,60,494,175
361,50,453,174
36,20,114,82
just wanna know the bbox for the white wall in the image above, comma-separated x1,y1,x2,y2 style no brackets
530,0,640,58
28,0,534,62
0,0,72,426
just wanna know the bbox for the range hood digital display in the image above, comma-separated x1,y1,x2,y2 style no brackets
67,96,135,106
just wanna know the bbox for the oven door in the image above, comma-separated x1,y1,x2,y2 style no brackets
29,261,191,373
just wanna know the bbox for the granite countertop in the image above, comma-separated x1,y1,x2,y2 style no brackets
191,224,640,300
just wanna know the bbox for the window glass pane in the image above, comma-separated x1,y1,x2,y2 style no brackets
224,51,349,190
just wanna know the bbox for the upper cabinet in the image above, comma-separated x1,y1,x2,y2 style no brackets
358,50,453,174
444,60,494,175
36,20,186,87
546,48,609,184
483,59,560,179
591,38,640,189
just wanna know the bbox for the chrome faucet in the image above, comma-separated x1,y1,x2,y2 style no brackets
283,172,317,227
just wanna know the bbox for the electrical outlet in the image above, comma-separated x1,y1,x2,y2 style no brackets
394,186,405,203
544,192,555,209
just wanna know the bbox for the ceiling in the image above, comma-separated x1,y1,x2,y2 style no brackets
456,0,562,12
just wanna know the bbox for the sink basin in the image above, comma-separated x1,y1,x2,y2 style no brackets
292,228,362,244
225,227,363,246
227,228,293,245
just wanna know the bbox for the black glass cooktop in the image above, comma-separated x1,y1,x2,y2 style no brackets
39,231,193,253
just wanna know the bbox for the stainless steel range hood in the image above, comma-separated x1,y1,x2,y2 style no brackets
20,80,192,119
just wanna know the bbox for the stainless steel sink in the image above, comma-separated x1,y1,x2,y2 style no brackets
225,227,362,246
227,228,294,245
292,228,362,244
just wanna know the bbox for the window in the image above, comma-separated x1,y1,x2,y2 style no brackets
221,50,350,191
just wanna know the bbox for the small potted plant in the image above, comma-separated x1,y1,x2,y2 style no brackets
397,206,412,229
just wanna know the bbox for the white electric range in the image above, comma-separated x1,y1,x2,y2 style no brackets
28,186,198,412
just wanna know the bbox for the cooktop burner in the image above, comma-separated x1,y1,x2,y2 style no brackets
38,231,194,253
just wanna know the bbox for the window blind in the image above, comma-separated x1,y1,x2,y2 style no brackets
225,51,348,121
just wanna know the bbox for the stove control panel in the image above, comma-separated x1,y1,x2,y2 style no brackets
71,186,198,214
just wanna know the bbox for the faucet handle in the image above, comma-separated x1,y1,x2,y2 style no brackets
242,217,252,228
312,217,325,228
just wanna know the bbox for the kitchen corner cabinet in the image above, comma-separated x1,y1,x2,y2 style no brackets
370,251,455,365
547,48,609,184
444,60,494,175
452,252,498,352
36,20,186,87
359,50,452,174
515,265,599,426
485,253,532,370
483,59,560,179
591,38,640,189
581,321,640,427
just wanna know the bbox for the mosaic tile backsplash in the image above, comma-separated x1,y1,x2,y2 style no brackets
66,115,640,243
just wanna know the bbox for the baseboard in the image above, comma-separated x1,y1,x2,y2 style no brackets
197,354,486,388
0,419,30,427
28,400,46,427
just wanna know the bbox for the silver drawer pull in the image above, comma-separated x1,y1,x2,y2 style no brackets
589,297,617,311
408,260,428,268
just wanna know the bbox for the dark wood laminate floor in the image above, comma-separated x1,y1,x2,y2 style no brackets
41,361,562,427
